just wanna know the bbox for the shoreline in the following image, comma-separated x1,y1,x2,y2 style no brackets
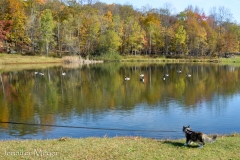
0,54,104,65
1,53,239,65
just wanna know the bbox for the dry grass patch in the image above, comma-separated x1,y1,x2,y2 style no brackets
0,53,62,64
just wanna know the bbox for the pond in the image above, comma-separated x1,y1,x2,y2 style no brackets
0,63,240,140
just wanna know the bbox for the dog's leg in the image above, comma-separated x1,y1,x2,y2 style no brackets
187,141,192,145
198,143,203,148
184,138,190,146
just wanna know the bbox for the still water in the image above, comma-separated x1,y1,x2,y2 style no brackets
0,63,240,140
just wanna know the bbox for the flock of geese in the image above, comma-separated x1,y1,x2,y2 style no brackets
35,71,66,76
35,70,191,81
125,70,191,82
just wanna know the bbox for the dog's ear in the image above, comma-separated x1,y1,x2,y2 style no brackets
188,125,190,128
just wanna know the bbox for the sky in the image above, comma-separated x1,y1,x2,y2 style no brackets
99,0,240,23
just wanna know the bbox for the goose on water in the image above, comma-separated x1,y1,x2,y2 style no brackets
140,78,144,83
186,74,191,77
140,74,144,78
125,76,130,80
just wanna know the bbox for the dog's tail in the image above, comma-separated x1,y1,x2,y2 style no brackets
203,134,217,143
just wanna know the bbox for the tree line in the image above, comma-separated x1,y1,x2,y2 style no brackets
0,0,240,58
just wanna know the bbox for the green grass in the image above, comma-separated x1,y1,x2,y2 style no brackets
120,55,240,65
119,55,222,63
0,134,240,160
220,55,240,66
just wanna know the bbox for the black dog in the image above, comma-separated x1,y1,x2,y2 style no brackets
183,125,217,148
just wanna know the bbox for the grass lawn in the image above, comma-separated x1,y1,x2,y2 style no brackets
220,55,240,65
0,134,239,160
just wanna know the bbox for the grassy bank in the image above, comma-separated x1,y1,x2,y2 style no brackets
220,55,240,65
0,54,104,72
0,134,239,160
120,55,240,64
1,53,240,65
0,53,62,64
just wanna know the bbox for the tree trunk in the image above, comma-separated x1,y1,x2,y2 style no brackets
0,74,5,98
46,40,49,57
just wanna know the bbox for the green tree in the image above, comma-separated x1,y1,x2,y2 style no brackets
128,22,145,55
39,9,55,56
99,30,121,53
174,25,187,55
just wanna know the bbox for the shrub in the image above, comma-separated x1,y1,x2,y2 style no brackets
97,50,122,61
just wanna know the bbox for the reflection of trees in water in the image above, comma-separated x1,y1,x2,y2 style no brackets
0,64,240,135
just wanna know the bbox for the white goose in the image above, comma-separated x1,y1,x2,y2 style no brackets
124,76,130,81
39,72,44,76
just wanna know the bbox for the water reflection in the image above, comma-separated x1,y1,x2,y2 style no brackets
0,63,240,139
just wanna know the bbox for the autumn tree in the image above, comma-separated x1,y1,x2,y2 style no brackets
159,3,177,55
0,20,12,52
140,12,162,54
209,6,234,55
202,17,217,55
61,14,77,54
184,8,208,55
121,16,139,55
24,0,45,54
222,23,240,53
5,0,27,52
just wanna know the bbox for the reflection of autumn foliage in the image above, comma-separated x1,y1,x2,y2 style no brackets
2,74,19,103
0,103,9,129
40,114,55,132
